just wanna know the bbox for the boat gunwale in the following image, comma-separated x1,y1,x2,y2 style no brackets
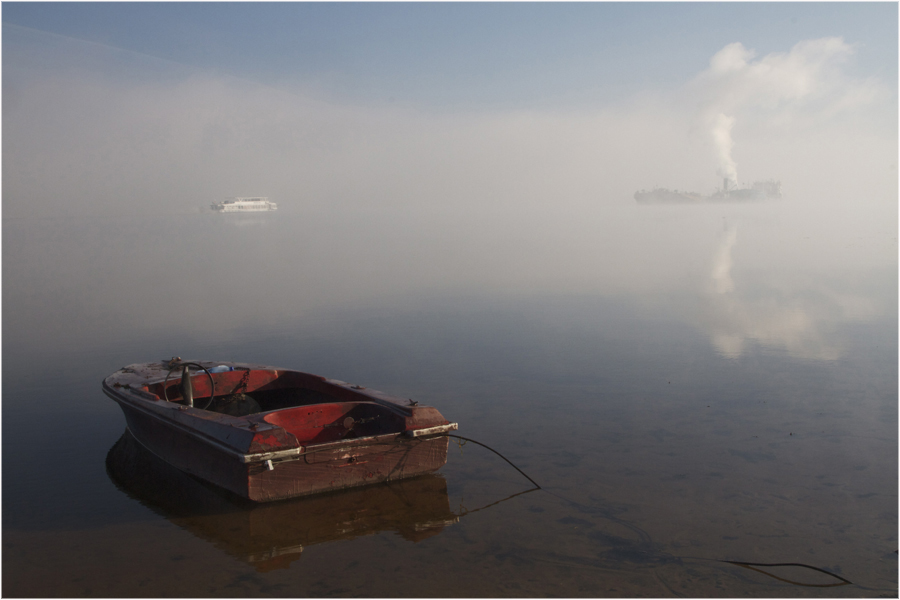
105,361,420,417
103,362,456,465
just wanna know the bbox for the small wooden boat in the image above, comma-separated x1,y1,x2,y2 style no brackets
102,359,457,502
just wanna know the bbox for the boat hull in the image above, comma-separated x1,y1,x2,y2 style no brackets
210,197,277,212
245,435,450,502
105,361,454,502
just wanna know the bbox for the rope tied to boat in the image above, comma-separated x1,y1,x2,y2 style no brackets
444,434,541,490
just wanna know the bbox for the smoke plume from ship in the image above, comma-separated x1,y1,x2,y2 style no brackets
695,37,861,187
635,36,873,203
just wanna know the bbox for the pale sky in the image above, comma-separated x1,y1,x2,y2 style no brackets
4,3,897,110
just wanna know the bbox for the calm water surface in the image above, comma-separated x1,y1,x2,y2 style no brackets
3,206,896,597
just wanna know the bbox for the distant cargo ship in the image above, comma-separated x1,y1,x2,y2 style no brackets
211,197,278,212
635,179,781,204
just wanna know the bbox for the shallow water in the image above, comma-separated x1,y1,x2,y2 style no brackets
3,206,896,597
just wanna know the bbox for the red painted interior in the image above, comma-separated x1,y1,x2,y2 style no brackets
147,369,281,401
263,402,361,444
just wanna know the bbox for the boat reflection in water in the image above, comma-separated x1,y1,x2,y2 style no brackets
106,430,459,572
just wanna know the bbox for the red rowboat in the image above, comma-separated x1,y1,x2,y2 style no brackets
102,359,457,502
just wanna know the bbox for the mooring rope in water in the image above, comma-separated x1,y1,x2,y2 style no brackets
454,487,541,518
442,432,866,590
444,434,542,490
721,561,853,587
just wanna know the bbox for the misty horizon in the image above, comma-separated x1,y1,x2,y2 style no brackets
3,7,897,360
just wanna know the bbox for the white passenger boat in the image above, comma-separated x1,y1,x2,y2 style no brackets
211,197,278,212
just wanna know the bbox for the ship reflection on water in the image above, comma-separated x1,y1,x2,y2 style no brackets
105,430,459,572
